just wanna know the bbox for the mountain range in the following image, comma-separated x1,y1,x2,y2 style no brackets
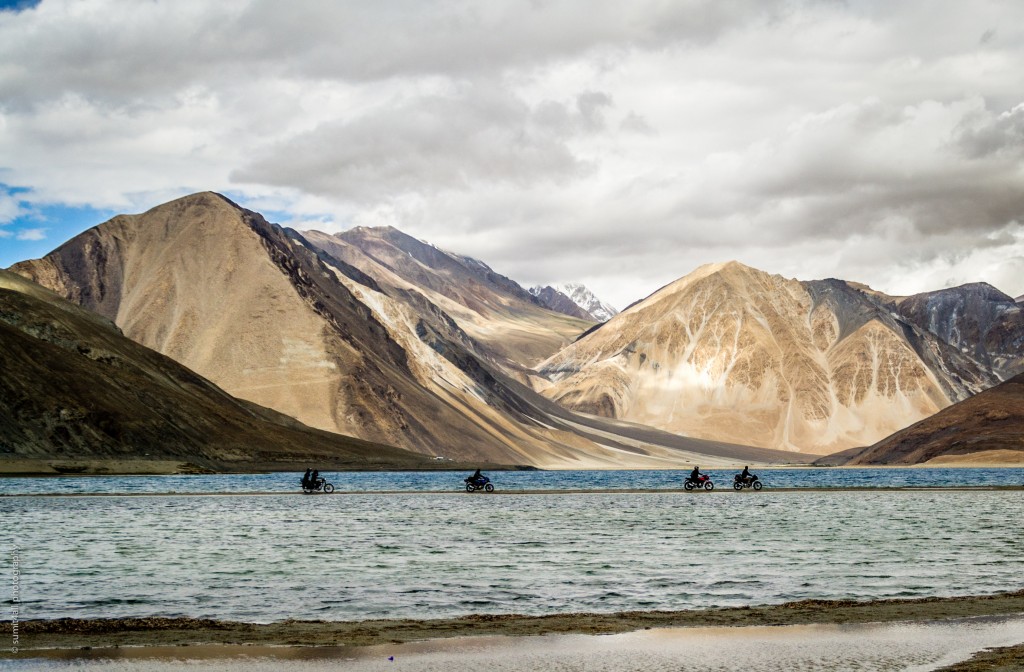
8,192,793,468
6,191,1022,465
538,262,1005,454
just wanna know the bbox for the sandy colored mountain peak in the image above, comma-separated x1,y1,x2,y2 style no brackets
538,262,997,454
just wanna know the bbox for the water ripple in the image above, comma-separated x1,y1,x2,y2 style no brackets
1,490,1022,622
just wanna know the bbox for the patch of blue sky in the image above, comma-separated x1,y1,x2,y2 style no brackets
0,0,41,13
0,185,116,267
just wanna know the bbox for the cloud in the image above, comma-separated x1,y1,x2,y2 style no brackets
1,0,1024,306
0,0,783,110
682,97,1024,240
0,190,25,224
14,227,45,240
955,102,1024,159
232,83,601,203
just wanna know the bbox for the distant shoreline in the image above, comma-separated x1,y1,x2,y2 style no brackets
2,461,1023,477
0,459,540,477
5,590,1024,657
2,485,1023,498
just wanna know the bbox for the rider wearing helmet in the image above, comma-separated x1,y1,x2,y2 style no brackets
689,466,701,482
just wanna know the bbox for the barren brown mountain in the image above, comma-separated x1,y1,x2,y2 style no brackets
538,262,998,454
0,270,433,474
838,372,1024,465
11,192,798,468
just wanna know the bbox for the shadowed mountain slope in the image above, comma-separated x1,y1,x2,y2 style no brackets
539,262,998,454
0,270,436,473
836,372,1024,465
890,283,1024,379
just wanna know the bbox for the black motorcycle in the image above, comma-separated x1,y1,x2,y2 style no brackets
302,477,335,494
733,474,763,491
465,475,494,492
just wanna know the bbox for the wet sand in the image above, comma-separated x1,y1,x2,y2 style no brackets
6,590,1024,653
6,616,1024,671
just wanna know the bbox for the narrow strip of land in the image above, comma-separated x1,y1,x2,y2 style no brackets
2,485,1022,497
5,590,1024,653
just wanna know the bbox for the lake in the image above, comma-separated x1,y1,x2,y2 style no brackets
2,471,1022,623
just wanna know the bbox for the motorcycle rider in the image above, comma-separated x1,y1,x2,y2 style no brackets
311,469,321,490
689,466,702,483
469,468,485,484
301,468,312,490
740,465,752,484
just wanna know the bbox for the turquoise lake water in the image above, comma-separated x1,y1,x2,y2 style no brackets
1,471,1022,623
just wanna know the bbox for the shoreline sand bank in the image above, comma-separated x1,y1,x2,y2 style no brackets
2,485,1023,498
5,590,1024,654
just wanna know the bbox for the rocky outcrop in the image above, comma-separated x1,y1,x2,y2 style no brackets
538,262,998,454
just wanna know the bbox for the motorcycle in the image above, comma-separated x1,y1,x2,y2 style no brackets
733,474,763,491
302,477,335,494
465,476,494,493
684,474,714,491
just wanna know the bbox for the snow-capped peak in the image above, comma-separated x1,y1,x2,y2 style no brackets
553,283,618,322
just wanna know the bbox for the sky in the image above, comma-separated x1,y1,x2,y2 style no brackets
1,0,1022,309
